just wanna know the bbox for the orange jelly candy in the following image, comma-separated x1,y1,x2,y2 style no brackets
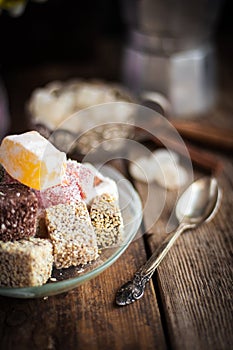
0,131,66,190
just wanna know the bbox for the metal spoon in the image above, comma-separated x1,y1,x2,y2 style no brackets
116,177,221,306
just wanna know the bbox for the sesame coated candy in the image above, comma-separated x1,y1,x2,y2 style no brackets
0,238,53,287
90,193,123,248
45,201,99,269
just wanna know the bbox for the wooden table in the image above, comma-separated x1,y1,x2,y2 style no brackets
0,63,232,350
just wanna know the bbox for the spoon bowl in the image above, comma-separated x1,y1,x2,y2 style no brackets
176,177,220,225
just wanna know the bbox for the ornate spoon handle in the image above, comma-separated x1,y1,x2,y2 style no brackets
116,223,190,306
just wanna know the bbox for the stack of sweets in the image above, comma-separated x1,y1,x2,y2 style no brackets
0,131,66,287
0,130,124,288
35,158,96,240
0,182,53,287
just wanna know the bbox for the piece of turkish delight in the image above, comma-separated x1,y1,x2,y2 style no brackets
45,202,98,269
0,183,38,242
89,193,123,248
0,131,66,190
0,238,53,287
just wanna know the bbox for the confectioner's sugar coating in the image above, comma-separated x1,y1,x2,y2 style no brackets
93,177,119,201
66,160,94,200
90,193,123,248
0,238,53,287
45,202,99,269
0,131,66,190
37,180,82,209
0,183,38,241
36,159,94,209
83,163,119,204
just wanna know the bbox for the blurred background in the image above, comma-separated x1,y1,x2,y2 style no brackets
0,0,232,136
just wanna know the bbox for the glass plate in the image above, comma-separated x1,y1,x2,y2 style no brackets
0,165,142,298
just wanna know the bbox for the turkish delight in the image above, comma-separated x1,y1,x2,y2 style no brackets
0,238,53,287
0,183,38,242
90,193,123,248
45,201,99,269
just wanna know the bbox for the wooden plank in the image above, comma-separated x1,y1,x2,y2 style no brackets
0,237,166,350
134,162,233,350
